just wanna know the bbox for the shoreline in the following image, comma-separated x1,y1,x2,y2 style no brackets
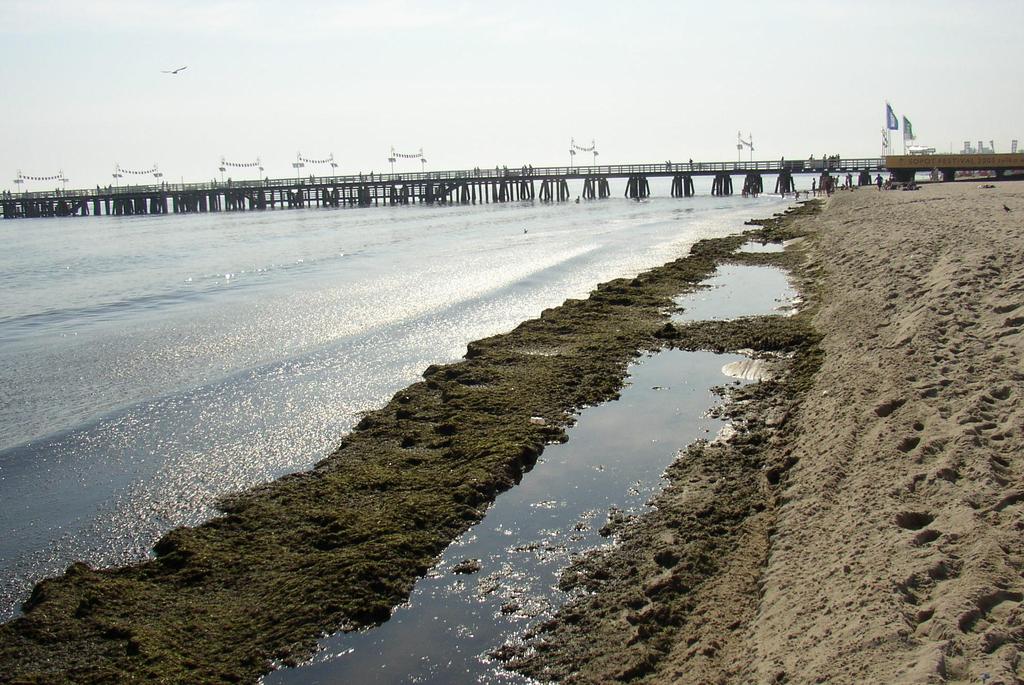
505,205,822,683
508,181,1024,684
0,204,816,682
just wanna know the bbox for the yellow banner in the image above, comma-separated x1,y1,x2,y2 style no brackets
885,153,1024,169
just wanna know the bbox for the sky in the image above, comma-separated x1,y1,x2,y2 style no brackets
1,0,1022,190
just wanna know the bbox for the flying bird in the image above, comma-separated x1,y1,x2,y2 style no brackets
161,66,188,75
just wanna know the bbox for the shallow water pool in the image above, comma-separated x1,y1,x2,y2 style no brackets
264,349,746,684
673,263,796,323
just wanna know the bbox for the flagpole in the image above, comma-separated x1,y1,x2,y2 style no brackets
885,101,893,156
888,102,892,156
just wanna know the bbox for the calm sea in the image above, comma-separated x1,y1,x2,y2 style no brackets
0,177,788,619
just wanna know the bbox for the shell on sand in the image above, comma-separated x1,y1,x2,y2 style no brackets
721,358,772,381
711,423,737,445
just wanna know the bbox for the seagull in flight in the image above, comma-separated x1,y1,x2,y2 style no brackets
161,66,188,75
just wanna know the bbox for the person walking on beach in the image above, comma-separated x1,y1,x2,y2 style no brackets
876,174,883,191
811,179,817,196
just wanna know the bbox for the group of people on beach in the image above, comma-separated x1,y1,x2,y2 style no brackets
810,173,849,197
807,173,889,197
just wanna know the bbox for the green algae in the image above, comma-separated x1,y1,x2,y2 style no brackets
0,202,820,684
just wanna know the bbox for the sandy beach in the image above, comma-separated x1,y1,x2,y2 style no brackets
512,181,1024,684
754,181,1024,684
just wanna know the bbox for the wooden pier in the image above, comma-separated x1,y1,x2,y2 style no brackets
1,158,887,220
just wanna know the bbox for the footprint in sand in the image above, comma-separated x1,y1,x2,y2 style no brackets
992,302,1020,315
874,397,906,417
989,385,1012,401
897,435,921,453
895,511,934,531
910,528,942,547
990,491,1024,513
957,590,1024,634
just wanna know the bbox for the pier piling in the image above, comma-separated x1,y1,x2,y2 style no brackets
625,175,650,200
774,170,795,195
670,174,695,197
742,172,763,197
711,173,733,196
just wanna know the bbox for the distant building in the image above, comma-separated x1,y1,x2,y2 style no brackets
907,145,936,155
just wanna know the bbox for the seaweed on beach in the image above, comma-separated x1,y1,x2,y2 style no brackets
0,203,819,684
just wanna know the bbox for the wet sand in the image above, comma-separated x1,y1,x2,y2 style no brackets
510,182,1024,684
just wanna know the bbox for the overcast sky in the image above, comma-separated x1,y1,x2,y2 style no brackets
2,0,1021,189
